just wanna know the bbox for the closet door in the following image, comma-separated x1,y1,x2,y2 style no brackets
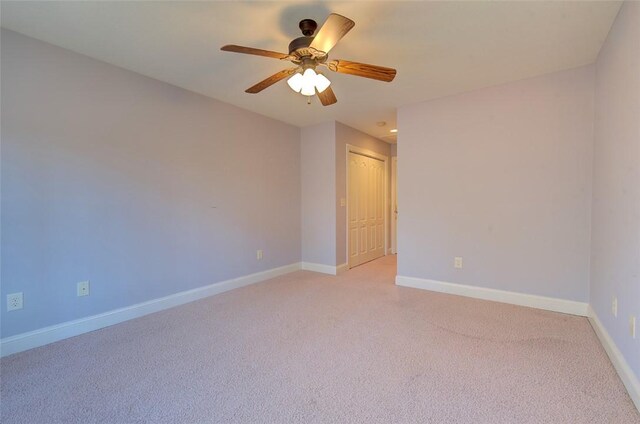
348,152,385,268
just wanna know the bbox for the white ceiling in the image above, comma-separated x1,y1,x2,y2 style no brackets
0,1,621,142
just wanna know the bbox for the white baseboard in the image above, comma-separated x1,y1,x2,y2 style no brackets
301,262,338,275
0,262,302,358
300,262,348,275
588,306,640,412
336,263,349,274
395,275,589,316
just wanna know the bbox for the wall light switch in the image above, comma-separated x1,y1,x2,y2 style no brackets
612,296,618,317
631,316,636,339
257,250,263,260
7,292,23,311
77,281,90,297
454,257,463,269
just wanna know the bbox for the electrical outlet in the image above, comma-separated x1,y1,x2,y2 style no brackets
454,257,463,269
612,296,618,317
7,292,23,311
256,250,263,260
340,198,346,207
77,281,90,297
630,316,636,339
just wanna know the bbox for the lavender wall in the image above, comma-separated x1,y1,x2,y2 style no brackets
397,65,595,301
1,30,301,338
301,122,336,266
591,1,640,378
335,122,391,266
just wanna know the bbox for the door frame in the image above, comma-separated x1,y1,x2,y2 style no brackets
345,144,389,269
391,156,398,254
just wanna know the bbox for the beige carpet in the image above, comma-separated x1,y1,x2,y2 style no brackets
1,255,638,423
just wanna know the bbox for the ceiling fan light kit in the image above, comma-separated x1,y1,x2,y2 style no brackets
287,68,331,95
221,13,397,106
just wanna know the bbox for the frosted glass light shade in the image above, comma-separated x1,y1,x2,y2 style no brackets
287,72,304,92
314,73,331,93
300,68,317,96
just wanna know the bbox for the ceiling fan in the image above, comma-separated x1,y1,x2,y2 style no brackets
221,13,397,106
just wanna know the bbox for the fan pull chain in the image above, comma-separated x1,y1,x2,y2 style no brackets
307,96,311,105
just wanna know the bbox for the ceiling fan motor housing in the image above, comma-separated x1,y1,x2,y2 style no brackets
288,36,312,55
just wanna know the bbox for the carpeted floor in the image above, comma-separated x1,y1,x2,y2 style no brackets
1,255,638,423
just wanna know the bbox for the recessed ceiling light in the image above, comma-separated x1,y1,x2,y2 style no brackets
390,129,398,133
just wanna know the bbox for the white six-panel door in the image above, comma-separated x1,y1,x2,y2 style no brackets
348,152,385,268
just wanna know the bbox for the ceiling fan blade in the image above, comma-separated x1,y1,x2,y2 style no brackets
327,59,396,82
221,45,289,60
309,14,355,54
317,86,337,106
245,68,298,94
